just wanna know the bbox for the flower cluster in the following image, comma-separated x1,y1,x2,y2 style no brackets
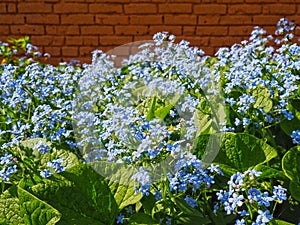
215,18,300,141
215,170,287,225
40,158,66,178
0,152,17,182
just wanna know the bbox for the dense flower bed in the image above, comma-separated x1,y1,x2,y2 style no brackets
0,18,300,225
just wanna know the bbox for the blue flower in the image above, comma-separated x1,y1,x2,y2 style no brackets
228,193,244,208
40,169,53,178
154,189,162,201
272,185,287,202
116,214,124,224
46,158,66,173
184,196,198,208
33,141,50,154
291,130,300,145
256,210,273,224
248,188,261,202
258,192,274,207
235,219,245,225
0,152,13,166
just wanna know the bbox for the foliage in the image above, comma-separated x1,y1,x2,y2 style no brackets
0,18,300,224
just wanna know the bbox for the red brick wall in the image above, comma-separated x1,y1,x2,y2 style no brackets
1,0,299,64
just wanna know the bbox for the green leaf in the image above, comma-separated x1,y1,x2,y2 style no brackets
280,116,300,136
146,96,156,120
128,213,159,225
18,186,61,225
196,133,277,172
176,215,211,225
253,87,273,113
282,147,300,201
194,109,212,136
89,161,143,210
154,104,173,120
282,147,300,182
20,138,79,169
270,219,295,225
171,196,204,217
253,165,288,181
22,163,118,225
0,186,24,225
289,181,300,201
172,196,211,225
140,194,156,216
107,168,143,210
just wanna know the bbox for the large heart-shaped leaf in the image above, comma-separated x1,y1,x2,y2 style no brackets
18,186,61,225
282,147,300,201
196,133,277,172
90,161,143,210
0,186,24,225
21,163,118,225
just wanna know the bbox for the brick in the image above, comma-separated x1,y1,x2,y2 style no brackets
7,3,16,13
130,15,162,25
96,15,129,25
64,0,94,3
164,15,197,25
0,0,17,2
220,16,253,25
252,16,282,25
158,4,192,13
63,57,83,64
26,15,59,24
18,3,52,13
115,25,148,35
0,15,24,24
0,4,6,12
81,25,114,35
100,36,133,46
11,25,44,35
228,4,262,14
263,4,296,14
46,25,80,35
83,36,99,46
196,26,228,36
61,15,94,24
62,46,78,57
108,45,131,56
31,35,64,46
245,0,277,2
133,35,156,43
0,25,9,34
54,3,88,13
80,46,96,57
183,26,196,35
203,47,215,55
209,36,244,47
215,0,244,2
228,26,255,36
44,0,60,2
157,0,201,2
124,4,157,14
89,4,123,13
198,16,220,25
66,0,129,2
278,0,296,2
194,4,227,14
44,47,61,56
149,26,182,36
177,36,209,47
66,36,83,45
43,57,62,66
